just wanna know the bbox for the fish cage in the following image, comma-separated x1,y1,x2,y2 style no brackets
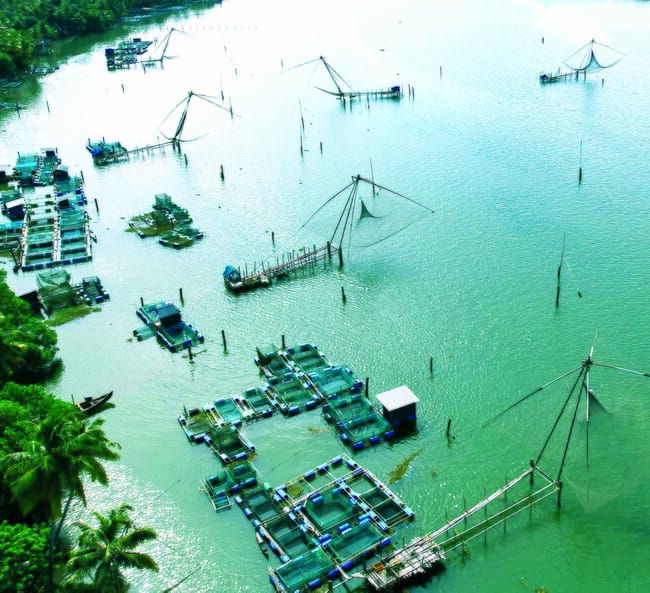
310,366,363,398
255,345,292,378
273,547,336,593
284,343,330,374
240,387,275,418
323,393,393,448
265,372,321,415
206,424,255,464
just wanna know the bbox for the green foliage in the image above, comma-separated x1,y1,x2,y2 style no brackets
65,503,158,592
2,414,120,523
0,270,60,386
0,521,50,592
0,0,203,74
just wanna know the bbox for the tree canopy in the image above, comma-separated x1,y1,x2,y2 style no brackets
0,0,210,77
0,270,60,385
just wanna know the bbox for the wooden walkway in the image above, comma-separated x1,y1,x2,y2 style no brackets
366,464,559,591
237,243,340,286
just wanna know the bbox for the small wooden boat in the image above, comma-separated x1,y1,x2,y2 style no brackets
75,391,113,415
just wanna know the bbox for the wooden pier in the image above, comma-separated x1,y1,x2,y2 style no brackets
366,533,445,591
366,464,559,591
539,70,580,83
225,243,340,292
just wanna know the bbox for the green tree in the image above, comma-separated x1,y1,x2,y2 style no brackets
0,271,60,386
65,503,158,592
0,521,50,593
1,415,120,591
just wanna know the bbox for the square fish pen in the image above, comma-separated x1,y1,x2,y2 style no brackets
345,471,415,529
241,387,275,418
255,345,293,378
206,424,255,464
265,372,320,414
324,393,393,448
284,343,330,374
301,483,362,534
310,366,363,398
204,460,260,512
239,484,280,522
211,397,244,426
273,547,336,593
261,513,316,560
327,520,386,566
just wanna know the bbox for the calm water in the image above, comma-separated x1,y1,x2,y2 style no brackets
2,1,650,591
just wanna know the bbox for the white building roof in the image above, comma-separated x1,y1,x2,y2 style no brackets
375,385,419,411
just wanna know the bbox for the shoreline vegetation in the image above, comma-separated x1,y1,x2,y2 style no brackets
0,224,157,586
0,0,220,79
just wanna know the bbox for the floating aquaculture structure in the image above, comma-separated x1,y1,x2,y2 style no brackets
36,270,110,313
134,300,204,351
104,37,153,69
9,150,92,271
127,193,203,248
174,340,598,592
375,385,419,429
19,189,92,271
86,139,129,165
73,276,110,305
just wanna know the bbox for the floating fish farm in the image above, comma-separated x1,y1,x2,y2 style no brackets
134,301,204,351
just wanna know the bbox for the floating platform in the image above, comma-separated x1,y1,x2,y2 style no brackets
86,138,129,165
265,372,321,415
128,193,203,249
203,460,259,511
135,301,204,352
73,276,110,305
256,456,414,593
17,161,93,272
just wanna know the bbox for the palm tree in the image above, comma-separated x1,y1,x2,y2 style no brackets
1,414,121,591
65,503,158,593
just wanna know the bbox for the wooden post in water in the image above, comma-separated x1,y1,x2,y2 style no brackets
220,165,225,181
94,198,99,214
529,459,535,486
365,376,369,397
338,248,344,268
221,330,227,351
271,231,275,246
557,480,563,508
179,288,184,304
281,334,286,349
140,296,144,306
556,234,565,308
578,140,583,184
429,356,433,375
341,287,346,303
187,345,193,361
446,418,452,437
326,241,331,259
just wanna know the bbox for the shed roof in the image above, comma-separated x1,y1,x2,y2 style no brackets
375,385,419,411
